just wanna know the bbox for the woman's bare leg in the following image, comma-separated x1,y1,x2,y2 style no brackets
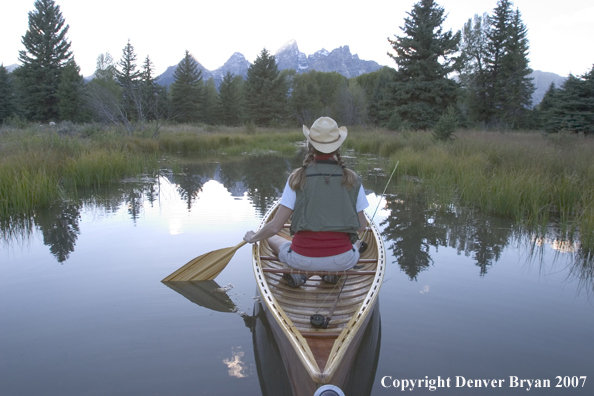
268,235,288,256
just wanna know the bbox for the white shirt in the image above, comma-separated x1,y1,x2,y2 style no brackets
279,180,369,212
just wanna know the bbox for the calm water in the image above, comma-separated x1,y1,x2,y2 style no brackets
1,153,593,396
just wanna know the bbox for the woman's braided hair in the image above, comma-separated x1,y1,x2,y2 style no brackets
288,144,358,191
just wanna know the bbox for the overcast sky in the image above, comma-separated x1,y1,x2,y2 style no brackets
1,0,593,78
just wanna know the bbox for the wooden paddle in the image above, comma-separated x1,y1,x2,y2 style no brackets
162,240,247,281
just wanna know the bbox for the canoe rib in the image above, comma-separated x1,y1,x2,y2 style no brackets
252,201,386,384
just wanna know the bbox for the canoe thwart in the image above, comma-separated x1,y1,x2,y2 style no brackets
261,268,377,276
260,256,377,264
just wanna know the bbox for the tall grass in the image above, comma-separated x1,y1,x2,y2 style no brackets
0,123,301,216
157,128,303,156
0,127,158,216
348,129,594,251
2,123,593,252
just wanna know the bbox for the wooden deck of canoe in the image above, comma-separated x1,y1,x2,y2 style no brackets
252,202,386,388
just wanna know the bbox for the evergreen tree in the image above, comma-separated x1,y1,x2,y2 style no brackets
538,82,560,132
459,14,490,124
201,78,218,124
544,66,594,135
17,0,73,121
170,50,203,123
0,65,17,123
484,0,512,121
496,8,534,128
387,0,461,130
244,49,288,126
217,71,243,126
57,58,85,122
116,40,142,121
367,67,399,126
141,55,158,121
433,105,458,141
482,0,534,128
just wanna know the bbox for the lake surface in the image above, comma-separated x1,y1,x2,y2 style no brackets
1,153,593,396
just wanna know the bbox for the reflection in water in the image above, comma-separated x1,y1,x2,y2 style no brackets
381,193,512,278
246,299,381,396
163,278,381,396
1,154,593,295
34,201,81,263
223,346,248,379
161,280,237,313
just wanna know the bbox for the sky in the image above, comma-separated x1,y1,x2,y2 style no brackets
1,0,593,78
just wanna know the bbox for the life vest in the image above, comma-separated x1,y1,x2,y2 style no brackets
290,161,361,237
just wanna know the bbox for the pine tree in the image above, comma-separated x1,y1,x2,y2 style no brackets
17,0,73,121
170,50,203,123
387,0,461,130
217,71,243,126
433,105,458,141
538,82,560,132
244,49,288,126
141,56,158,121
116,40,142,121
367,67,399,126
482,0,535,128
57,58,85,122
0,65,17,123
496,8,534,128
484,0,512,122
545,66,594,135
459,14,490,124
201,78,218,124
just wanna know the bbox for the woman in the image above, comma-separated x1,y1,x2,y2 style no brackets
243,117,369,287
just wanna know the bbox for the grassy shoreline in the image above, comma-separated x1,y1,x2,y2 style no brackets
1,123,593,251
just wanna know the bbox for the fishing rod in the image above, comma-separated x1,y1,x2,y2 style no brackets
358,160,399,253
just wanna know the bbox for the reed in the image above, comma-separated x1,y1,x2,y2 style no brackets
157,129,303,156
348,129,594,251
0,127,158,216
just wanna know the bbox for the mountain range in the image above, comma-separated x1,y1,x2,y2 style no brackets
155,40,383,88
3,40,570,107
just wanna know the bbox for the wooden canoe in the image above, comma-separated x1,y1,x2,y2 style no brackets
251,201,386,390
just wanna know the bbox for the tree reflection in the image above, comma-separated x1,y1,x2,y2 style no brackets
381,193,514,279
33,201,81,263
165,163,218,210
2,154,593,291
236,156,293,216
381,196,437,280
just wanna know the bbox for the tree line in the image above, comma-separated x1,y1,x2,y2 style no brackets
0,0,592,134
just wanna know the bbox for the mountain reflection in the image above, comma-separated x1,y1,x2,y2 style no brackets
0,154,592,297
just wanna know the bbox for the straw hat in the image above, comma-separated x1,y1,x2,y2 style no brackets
303,117,348,154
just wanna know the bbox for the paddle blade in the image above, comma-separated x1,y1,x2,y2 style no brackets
161,280,237,313
162,241,247,281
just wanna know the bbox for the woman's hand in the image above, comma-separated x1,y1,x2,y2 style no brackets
244,231,257,243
